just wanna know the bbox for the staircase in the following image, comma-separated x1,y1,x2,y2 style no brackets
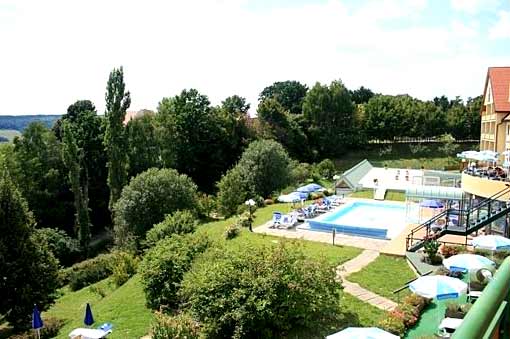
406,185,510,252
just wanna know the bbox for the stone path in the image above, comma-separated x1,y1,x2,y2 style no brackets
337,249,398,311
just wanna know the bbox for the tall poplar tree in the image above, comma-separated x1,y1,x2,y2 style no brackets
104,67,131,211
62,122,91,250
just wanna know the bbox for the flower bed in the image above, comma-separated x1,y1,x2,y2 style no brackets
379,293,431,337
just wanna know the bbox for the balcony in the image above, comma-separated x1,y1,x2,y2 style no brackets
461,171,510,200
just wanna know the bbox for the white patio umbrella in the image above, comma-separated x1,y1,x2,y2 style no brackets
409,275,467,300
472,235,510,251
326,327,399,339
443,254,496,273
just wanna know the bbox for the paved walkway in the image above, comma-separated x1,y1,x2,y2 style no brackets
337,249,398,311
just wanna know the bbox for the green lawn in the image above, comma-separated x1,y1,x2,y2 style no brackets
347,255,417,302
0,129,20,142
349,189,406,202
45,275,152,339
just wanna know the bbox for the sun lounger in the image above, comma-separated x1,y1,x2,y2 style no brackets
271,212,282,228
69,328,112,339
278,212,298,229
438,317,463,337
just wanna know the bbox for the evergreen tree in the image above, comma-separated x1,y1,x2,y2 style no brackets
104,67,131,211
62,122,91,250
0,171,59,330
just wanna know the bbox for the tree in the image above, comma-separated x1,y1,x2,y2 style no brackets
126,112,161,178
113,168,198,248
61,122,91,251
433,95,450,112
303,80,357,157
217,140,291,216
180,242,342,338
0,172,59,330
259,80,308,114
104,67,131,211
157,89,231,192
13,122,74,230
145,210,198,247
350,86,375,104
221,95,250,115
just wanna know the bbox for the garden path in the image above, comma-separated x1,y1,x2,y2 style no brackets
337,249,398,311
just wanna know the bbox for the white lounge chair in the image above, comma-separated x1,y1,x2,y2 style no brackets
271,212,282,228
69,328,112,339
279,212,298,229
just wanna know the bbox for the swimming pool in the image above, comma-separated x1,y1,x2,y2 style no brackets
307,201,408,239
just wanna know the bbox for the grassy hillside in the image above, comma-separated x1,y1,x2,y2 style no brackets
0,115,60,131
0,129,20,142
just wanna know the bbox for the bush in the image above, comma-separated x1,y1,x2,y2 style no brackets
290,161,312,183
316,159,336,179
151,311,201,339
310,192,325,200
378,314,405,337
145,211,198,248
264,198,274,205
224,222,241,240
445,302,472,319
111,251,139,287
139,233,211,311
196,193,216,218
180,242,342,338
441,245,465,258
403,294,430,313
62,253,117,290
113,168,198,248
409,143,429,155
423,240,442,264
33,228,81,267
217,166,252,217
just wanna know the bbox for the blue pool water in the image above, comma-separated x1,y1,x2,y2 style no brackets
307,201,407,239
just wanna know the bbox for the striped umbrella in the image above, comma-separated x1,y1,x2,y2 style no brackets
409,275,467,300
443,254,496,273
326,327,399,339
472,235,510,251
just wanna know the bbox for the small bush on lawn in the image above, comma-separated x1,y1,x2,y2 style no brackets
139,233,211,311
224,219,241,240
180,241,342,339
151,311,201,339
378,314,406,337
379,294,430,336
111,250,139,287
61,253,117,290
196,193,216,218
145,211,198,248
441,245,465,258
264,198,274,205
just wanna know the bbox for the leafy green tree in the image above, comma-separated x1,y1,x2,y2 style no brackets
104,67,131,211
0,172,59,330
217,140,291,216
157,89,232,192
126,112,161,178
61,122,91,251
350,86,375,104
259,80,308,114
13,122,73,230
33,228,81,267
221,95,250,115
180,242,342,338
145,210,198,247
303,80,357,157
433,95,451,112
113,168,198,248
140,233,210,310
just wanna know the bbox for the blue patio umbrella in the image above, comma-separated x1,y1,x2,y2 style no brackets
472,235,510,251
84,303,94,326
443,254,496,273
409,275,467,300
420,199,444,209
32,305,43,339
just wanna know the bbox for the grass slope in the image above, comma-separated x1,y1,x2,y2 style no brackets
347,255,417,302
45,275,152,339
349,189,406,201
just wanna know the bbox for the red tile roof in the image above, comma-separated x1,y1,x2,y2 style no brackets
485,67,510,112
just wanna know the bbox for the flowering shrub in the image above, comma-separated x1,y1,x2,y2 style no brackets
379,293,430,336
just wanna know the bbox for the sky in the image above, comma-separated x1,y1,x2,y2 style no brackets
0,0,509,115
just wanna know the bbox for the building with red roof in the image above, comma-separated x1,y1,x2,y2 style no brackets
480,67,510,154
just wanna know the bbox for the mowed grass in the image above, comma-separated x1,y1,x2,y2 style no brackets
0,129,20,142
349,189,406,202
347,255,417,302
45,275,152,339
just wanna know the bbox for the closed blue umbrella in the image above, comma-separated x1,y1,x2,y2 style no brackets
84,303,94,326
32,305,43,339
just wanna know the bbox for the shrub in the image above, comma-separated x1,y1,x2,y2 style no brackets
310,192,325,200
378,145,393,157
290,161,312,183
196,193,216,218
62,253,117,291
180,242,342,338
33,228,81,267
217,166,252,217
403,294,430,313
139,233,211,311
445,302,471,319
111,251,139,287
423,240,442,264
224,222,241,240
113,168,198,248
151,311,201,339
264,198,274,205
398,303,419,327
409,143,429,155
145,211,198,248
441,245,464,259
316,159,336,179
378,314,405,337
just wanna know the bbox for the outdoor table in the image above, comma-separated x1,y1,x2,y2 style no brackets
69,328,111,339
439,317,463,332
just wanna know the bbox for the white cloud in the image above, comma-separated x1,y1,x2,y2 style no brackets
0,0,506,115
489,10,510,39
450,0,498,14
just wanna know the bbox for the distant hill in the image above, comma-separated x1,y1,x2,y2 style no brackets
0,129,21,143
0,115,61,131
